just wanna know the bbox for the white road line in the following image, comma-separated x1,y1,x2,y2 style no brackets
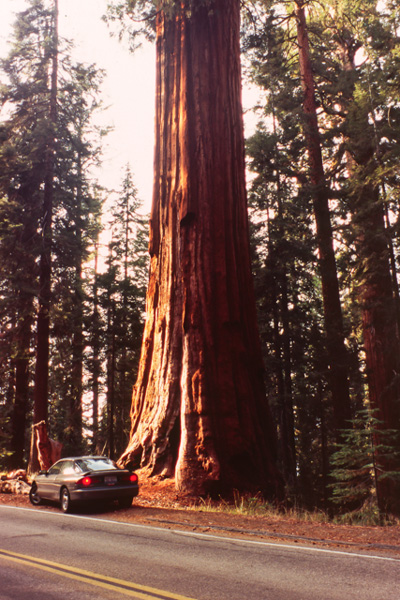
1,505,399,563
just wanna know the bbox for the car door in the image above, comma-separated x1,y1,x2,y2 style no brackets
38,461,63,499
49,460,79,500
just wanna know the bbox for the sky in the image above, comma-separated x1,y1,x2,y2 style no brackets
0,0,260,215
0,0,156,211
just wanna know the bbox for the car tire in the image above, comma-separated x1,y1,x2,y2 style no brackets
29,484,42,506
118,496,133,509
60,487,72,513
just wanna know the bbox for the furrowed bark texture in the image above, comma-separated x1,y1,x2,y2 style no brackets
119,0,282,498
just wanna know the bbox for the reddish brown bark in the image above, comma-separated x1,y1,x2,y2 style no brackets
119,1,282,498
355,183,400,514
296,2,351,434
33,421,62,471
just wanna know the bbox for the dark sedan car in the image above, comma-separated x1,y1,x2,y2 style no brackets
29,456,139,513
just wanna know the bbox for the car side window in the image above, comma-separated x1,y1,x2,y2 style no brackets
60,460,75,475
48,463,62,475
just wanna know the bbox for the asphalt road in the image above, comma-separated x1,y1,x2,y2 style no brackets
0,505,399,600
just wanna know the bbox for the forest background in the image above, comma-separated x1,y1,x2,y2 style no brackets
1,0,400,520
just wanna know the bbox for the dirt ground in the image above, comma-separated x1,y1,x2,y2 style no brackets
2,473,400,557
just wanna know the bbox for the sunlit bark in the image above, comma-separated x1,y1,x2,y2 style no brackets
120,0,282,498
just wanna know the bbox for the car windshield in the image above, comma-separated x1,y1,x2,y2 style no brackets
75,457,117,472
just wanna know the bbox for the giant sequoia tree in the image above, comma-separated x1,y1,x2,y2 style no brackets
117,0,282,497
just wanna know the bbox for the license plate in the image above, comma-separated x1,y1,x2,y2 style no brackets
104,475,117,484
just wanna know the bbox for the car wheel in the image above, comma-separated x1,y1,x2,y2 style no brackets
118,496,133,509
29,484,42,506
60,487,72,513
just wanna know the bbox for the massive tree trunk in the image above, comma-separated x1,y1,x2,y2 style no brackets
119,0,282,498
296,2,351,434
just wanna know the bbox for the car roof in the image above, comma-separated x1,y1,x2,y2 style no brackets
57,456,111,461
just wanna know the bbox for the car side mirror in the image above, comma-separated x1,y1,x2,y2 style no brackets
39,470,48,475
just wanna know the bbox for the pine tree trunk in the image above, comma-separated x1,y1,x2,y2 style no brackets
266,185,296,489
296,2,351,434
115,197,132,456
10,313,32,468
119,0,282,498
32,0,58,426
275,148,297,490
9,184,37,469
69,155,83,452
106,284,116,459
91,242,100,452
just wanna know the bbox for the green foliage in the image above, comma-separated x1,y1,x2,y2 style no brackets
330,408,400,511
0,0,107,462
104,0,157,49
98,166,149,457
104,0,231,50
0,401,13,470
332,503,396,526
330,410,374,508
245,7,341,507
243,0,400,514
247,122,336,507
